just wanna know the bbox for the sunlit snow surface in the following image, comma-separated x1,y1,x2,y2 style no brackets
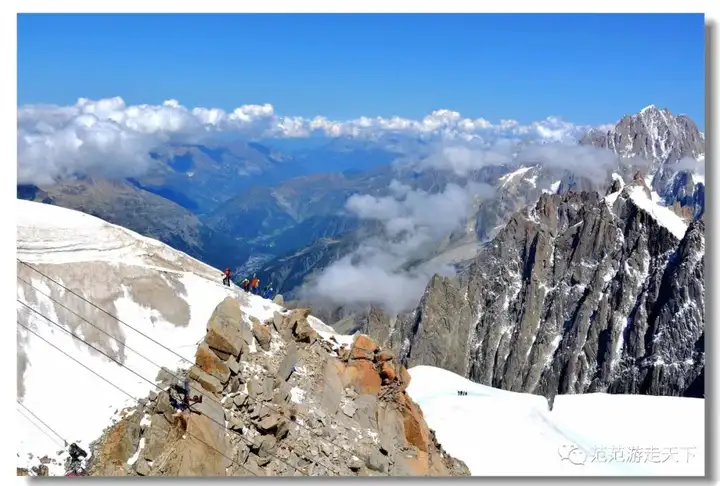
15,199,347,475
406,366,704,476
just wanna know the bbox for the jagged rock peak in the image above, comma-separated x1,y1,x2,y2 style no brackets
389,180,704,401
85,297,470,477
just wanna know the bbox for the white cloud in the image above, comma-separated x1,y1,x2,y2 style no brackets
17,96,610,185
297,179,495,313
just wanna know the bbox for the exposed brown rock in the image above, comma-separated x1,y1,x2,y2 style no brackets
195,342,231,384
350,334,378,360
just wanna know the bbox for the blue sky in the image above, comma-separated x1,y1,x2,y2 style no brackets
18,13,705,129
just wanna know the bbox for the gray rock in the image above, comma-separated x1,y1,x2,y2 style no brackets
252,319,272,351
233,393,248,408
226,375,241,394
229,415,245,431
341,401,356,418
190,382,225,425
272,311,284,334
272,381,291,406
293,319,318,344
236,441,250,465
226,356,241,375
153,391,174,422
277,341,298,382
347,455,364,471
142,413,171,461
135,458,152,476
321,359,343,415
256,413,283,434
353,394,378,430
366,449,389,473
252,435,277,459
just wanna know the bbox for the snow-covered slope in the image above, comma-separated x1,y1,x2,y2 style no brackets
16,199,347,475
406,366,704,476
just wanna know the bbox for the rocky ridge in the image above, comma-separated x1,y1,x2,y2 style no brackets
389,174,704,400
81,297,469,477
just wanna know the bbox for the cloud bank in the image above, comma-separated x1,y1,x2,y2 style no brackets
297,177,495,313
18,96,609,185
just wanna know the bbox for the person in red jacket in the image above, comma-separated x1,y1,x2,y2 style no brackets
222,268,232,287
250,274,260,294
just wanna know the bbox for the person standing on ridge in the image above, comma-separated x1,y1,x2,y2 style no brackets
241,277,250,292
263,284,274,299
251,274,260,295
222,268,232,287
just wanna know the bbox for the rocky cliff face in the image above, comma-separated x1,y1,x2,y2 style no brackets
83,298,469,477
392,176,704,400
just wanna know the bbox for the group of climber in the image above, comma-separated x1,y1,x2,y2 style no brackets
222,268,275,299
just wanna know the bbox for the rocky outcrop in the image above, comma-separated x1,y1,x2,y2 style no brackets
86,298,470,476
392,179,704,400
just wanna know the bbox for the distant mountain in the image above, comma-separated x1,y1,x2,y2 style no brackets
132,140,295,215
580,105,705,219
391,175,704,399
16,178,249,272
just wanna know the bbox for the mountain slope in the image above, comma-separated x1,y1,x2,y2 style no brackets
392,175,704,399
16,178,250,271
15,199,468,477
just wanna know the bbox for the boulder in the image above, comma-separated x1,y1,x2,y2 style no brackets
271,311,284,334
195,342,231,384
154,391,175,422
256,412,283,434
135,458,152,476
251,435,277,460
272,381,292,406
272,294,284,306
226,356,240,375
277,341,298,382
293,318,318,344
188,366,224,394
341,401,357,418
205,298,246,358
347,455,364,471
350,334,378,360
251,320,272,351
236,441,250,465
366,449,389,473
233,393,248,408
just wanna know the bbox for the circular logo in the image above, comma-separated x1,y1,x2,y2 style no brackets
558,444,588,465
